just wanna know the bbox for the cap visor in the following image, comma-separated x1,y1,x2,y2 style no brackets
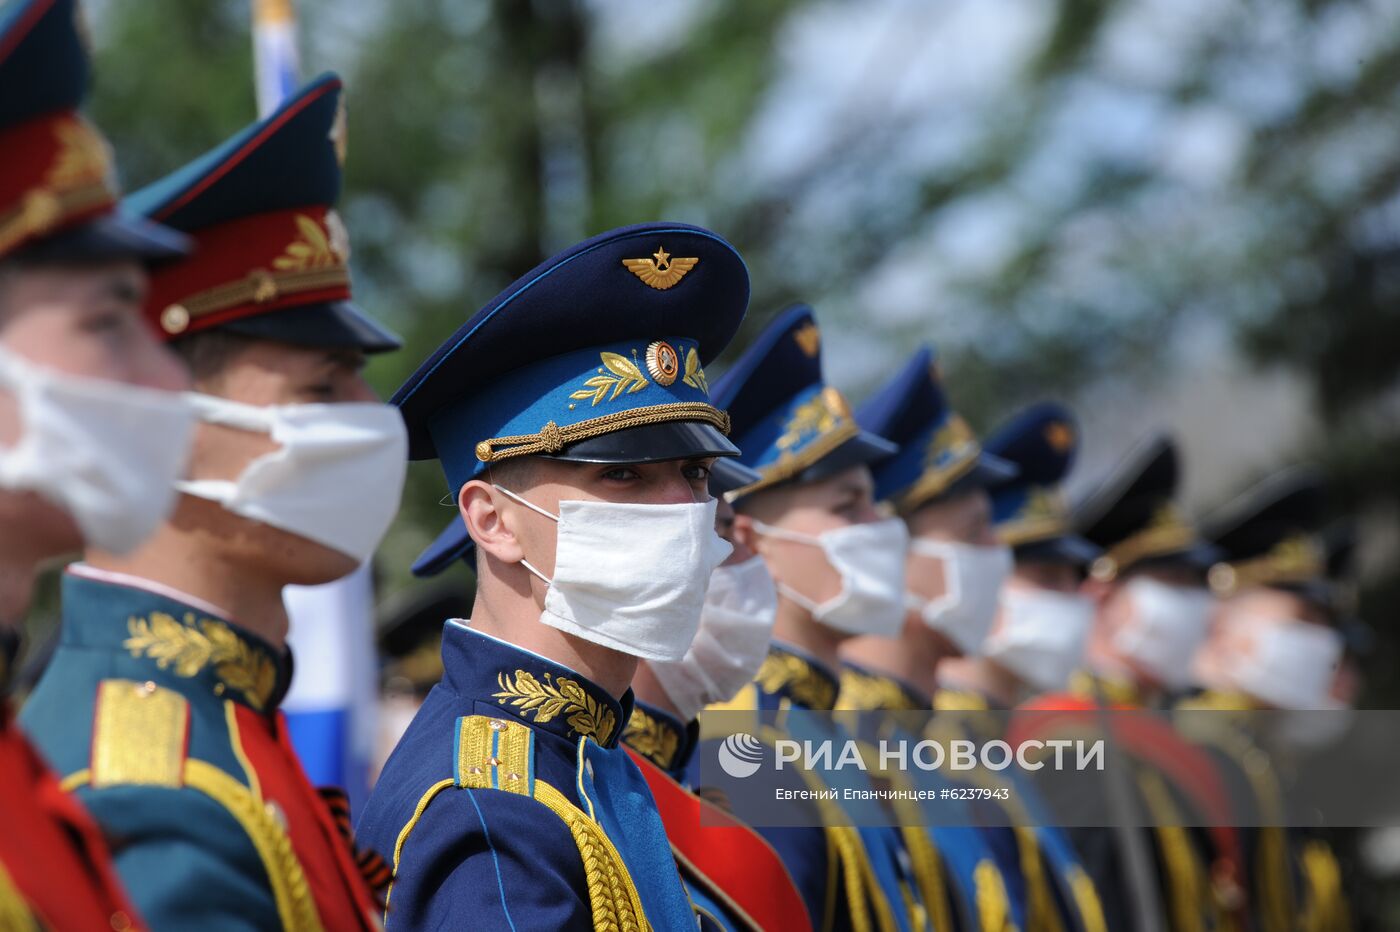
945,451,1020,499
790,429,899,485
1014,534,1102,567
16,214,191,263
412,518,475,578
542,419,739,465
709,457,762,496
216,301,401,353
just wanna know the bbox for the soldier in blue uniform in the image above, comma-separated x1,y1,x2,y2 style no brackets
928,401,1110,932
937,402,1100,705
356,222,750,930
0,1,194,926
701,305,929,931
833,347,1029,931
409,456,809,931
21,74,402,930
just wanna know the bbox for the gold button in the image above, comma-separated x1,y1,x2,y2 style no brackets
264,800,288,831
138,681,157,696
248,268,278,303
213,683,226,696
160,304,190,334
110,910,132,931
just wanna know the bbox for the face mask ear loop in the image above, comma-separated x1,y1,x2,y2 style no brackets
749,519,819,547
491,485,560,584
912,540,959,618
492,484,560,522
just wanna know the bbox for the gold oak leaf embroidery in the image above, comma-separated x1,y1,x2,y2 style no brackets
493,670,617,742
47,118,111,188
793,321,821,357
776,389,843,453
272,214,343,272
124,612,276,710
569,351,650,407
621,248,699,290
756,652,836,710
681,346,708,393
623,708,680,767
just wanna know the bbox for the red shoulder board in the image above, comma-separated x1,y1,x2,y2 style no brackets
627,747,811,932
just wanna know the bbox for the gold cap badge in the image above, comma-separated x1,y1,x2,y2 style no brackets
622,247,698,290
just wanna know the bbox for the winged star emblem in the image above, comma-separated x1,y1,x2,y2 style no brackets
622,247,698,290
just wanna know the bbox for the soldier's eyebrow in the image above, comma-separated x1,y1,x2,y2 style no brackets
322,347,367,373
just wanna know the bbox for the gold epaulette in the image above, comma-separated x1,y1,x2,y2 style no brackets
453,715,647,931
90,678,189,788
933,688,988,712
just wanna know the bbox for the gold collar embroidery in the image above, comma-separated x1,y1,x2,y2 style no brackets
622,706,684,771
123,612,278,711
492,669,618,744
837,667,923,712
756,650,838,711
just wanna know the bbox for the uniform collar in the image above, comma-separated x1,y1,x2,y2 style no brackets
837,661,928,711
440,621,632,748
60,566,291,713
754,641,840,711
623,700,697,776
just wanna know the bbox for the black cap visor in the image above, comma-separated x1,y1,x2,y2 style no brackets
216,301,401,353
1014,533,1102,568
13,213,191,264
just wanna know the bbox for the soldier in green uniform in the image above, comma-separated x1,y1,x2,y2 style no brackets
21,75,402,930
1182,468,1352,931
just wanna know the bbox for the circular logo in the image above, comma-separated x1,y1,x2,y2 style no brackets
645,340,680,386
717,732,764,779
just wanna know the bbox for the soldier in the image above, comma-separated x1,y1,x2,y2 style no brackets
938,402,1100,707
408,458,808,931
1022,434,1240,931
1182,468,1351,931
21,75,403,929
704,305,924,931
0,0,194,926
930,401,1109,932
837,345,1014,705
833,347,1029,931
356,222,748,929
1072,434,1220,709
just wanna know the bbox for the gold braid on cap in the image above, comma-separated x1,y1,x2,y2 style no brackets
1207,533,1325,597
474,402,729,464
1091,503,1197,581
997,488,1072,547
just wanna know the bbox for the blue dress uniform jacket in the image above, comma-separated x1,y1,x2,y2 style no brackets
21,567,380,931
700,642,921,932
356,621,696,931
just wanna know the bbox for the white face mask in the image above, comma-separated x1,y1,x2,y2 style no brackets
495,486,732,663
752,518,909,638
907,540,1013,654
1222,614,1343,710
649,555,778,721
1113,577,1214,689
983,587,1094,693
0,344,195,555
175,393,407,565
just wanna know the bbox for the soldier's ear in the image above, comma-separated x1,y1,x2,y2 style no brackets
460,480,524,564
731,512,762,559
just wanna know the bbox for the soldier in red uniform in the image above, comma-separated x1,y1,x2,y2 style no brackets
0,0,196,926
